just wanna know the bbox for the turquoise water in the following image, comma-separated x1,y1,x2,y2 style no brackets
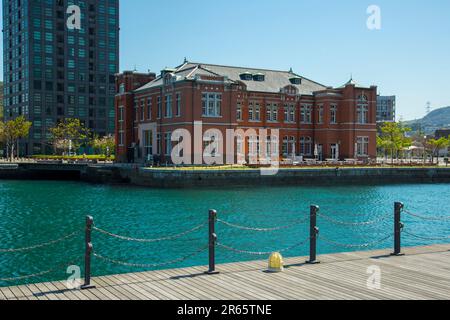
0,180,449,287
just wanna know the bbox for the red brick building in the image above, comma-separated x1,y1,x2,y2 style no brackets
114,61,377,164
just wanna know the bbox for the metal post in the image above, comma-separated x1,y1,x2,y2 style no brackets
306,205,320,264
206,209,219,274
391,202,404,256
82,216,95,289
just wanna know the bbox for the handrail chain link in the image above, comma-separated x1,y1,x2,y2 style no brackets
216,236,312,256
317,212,391,226
0,259,80,282
403,209,450,221
0,230,81,253
216,217,309,232
319,233,394,249
93,246,208,268
92,222,207,243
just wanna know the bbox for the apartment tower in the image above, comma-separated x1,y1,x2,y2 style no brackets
2,0,119,154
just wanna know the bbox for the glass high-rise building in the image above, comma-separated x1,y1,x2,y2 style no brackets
2,0,119,155
376,95,396,123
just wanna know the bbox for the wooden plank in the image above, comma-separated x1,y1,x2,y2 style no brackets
347,256,450,298
100,274,147,300
230,265,360,298
85,283,115,301
91,277,129,300
157,268,239,300
46,281,92,301
232,262,362,300
300,260,415,300
144,269,212,300
0,286,17,300
13,284,38,300
103,274,146,300
6,286,25,300
43,281,72,300
88,281,119,300
0,288,8,300
320,252,450,299
27,283,49,300
118,272,161,299
1,244,449,300
188,272,257,299
132,278,179,300
165,266,255,300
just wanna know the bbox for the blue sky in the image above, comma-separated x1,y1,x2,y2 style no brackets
2,0,450,120
118,0,450,121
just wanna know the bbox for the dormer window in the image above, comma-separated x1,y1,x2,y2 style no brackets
358,94,368,102
253,73,265,82
240,72,253,81
164,73,173,85
161,68,176,83
289,77,302,85
281,85,298,95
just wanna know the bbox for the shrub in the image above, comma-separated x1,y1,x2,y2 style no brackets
31,155,115,161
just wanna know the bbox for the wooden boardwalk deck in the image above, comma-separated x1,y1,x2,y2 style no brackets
1,244,450,300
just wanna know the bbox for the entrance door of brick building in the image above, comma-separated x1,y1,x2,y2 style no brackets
317,144,323,161
331,144,338,160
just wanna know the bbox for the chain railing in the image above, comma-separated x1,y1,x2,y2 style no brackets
93,246,208,268
217,236,312,256
319,233,394,249
85,217,210,286
317,212,391,226
403,209,450,221
0,230,81,253
93,222,207,243
402,230,450,241
216,216,309,232
0,259,80,283
390,203,450,255
0,229,81,284
2,201,449,290
311,203,449,258
214,203,412,267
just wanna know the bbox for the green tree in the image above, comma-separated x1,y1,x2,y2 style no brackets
0,116,32,161
91,134,115,159
49,118,91,155
377,122,412,164
426,136,450,164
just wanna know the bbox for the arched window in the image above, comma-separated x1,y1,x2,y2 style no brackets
358,94,368,102
282,136,289,156
330,105,337,124
289,136,296,156
301,105,312,124
164,73,173,85
203,129,223,162
317,105,324,124
281,85,298,95
247,135,259,164
357,95,369,124
300,137,312,156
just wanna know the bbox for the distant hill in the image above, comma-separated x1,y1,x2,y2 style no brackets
405,106,450,135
